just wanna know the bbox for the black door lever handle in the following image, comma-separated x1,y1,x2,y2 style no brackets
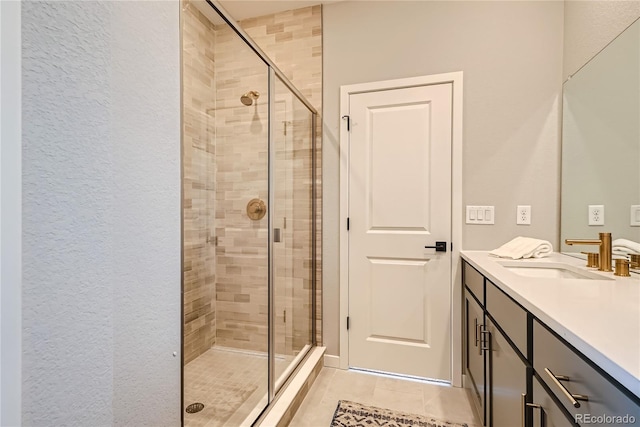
425,241,447,252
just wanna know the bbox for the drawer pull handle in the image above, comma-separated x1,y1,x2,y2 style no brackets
521,393,542,427
480,329,491,353
477,323,484,355
544,368,589,408
474,318,479,347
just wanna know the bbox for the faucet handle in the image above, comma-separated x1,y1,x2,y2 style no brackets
614,259,631,277
581,252,599,268
629,254,640,269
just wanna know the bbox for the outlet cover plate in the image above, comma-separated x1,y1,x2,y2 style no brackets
589,205,605,226
631,205,640,226
517,205,531,225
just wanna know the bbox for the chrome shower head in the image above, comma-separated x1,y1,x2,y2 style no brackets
240,90,260,106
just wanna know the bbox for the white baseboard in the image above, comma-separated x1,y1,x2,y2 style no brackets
323,354,341,368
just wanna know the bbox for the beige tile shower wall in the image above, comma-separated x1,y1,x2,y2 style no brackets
213,24,271,352
182,3,218,364
241,5,323,347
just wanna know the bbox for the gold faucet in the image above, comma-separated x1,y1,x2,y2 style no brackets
565,232,612,272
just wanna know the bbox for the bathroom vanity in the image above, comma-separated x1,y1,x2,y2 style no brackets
462,251,640,427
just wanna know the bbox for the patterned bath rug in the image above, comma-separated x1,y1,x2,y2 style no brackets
330,400,469,427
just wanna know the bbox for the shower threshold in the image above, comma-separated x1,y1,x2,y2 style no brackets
183,345,313,427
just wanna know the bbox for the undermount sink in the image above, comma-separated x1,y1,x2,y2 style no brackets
497,260,613,280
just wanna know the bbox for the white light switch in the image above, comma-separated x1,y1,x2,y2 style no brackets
631,205,640,226
466,206,495,225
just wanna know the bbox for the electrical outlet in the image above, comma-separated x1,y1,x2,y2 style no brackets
589,205,605,226
517,205,531,225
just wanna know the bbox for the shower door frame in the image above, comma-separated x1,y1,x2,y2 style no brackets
180,0,318,424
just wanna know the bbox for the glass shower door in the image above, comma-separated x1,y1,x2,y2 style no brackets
183,1,317,425
182,3,270,425
272,75,315,391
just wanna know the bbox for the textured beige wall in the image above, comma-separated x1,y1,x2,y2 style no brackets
563,1,640,80
322,1,564,356
182,3,218,364
23,1,181,424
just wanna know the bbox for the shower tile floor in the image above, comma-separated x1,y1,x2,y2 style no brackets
184,347,290,427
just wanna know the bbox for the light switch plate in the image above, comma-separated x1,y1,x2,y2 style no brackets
466,205,495,225
588,205,605,226
631,205,640,226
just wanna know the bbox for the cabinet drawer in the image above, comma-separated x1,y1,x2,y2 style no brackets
532,375,577,427
486,280,527,357
533,320,640,424
464,262,484,305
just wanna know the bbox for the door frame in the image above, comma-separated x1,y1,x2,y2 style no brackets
338,72,464,386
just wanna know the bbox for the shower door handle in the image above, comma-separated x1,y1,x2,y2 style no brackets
274,228,282,243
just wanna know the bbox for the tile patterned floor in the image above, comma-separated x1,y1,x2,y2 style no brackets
290,368,482,427
184,347,289,427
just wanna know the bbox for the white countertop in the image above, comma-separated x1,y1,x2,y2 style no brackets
461,251,640,398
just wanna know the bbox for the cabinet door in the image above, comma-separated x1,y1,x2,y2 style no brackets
466,293,486,425
532,376,577,427
487,317,527,427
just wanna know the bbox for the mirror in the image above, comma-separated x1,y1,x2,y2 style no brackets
560,18,640,266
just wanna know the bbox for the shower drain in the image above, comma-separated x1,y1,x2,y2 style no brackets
185,403,205,414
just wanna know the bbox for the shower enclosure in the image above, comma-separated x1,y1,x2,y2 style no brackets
181,1,317,425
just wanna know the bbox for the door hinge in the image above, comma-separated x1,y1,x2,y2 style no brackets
347,217,350,231
342,115,350,131
450,242,453,251
284,310,286,323
347,316,350,330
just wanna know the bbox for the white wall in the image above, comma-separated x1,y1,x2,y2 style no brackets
563,1,640,80
1,1,22,425
323,1,564,356
22,2,181,425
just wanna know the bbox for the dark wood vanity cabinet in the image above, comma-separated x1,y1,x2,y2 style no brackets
464,262,528,427
533,320,640,425
463,260,640,427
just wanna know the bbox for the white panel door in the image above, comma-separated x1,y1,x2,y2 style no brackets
348,83,453,380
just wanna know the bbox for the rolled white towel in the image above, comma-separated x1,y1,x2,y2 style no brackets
612,239,640,256
489,236,553,260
